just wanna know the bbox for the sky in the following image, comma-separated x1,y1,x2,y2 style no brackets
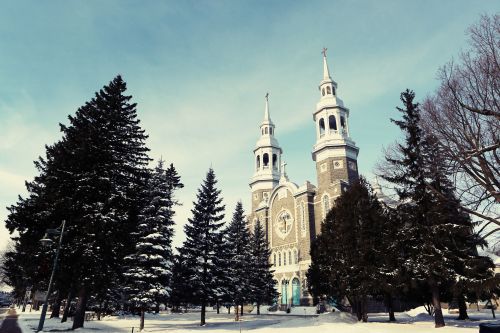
0,0,498,254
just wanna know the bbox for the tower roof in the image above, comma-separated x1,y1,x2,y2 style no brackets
261,92,274,127
322,48,332,81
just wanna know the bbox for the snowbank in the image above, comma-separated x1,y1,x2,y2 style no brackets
315,310,358,324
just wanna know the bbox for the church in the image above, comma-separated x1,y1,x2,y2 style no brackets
248,51,360,307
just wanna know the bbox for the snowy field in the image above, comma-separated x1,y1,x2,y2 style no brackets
10,307,500,333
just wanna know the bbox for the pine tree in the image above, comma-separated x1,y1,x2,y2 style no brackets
382,90,496,328
222,202,252,314
307,177,388,322
4,75,151,329
177,168,225,326
249,219,278,314
123,159,182,330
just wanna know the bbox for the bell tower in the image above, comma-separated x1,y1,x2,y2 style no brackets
249,93,282,212
312,49,359,213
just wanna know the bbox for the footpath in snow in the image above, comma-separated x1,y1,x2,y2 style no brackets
12,306,500,333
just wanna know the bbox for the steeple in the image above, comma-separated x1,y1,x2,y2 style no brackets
318,48,338,101
322,47,332,82
250,93,282,196
311,47,359,182
260,92,274,131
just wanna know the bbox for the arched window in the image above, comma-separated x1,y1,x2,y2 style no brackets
329,115,337,131
322,88,325,96
256,155,260,169
273,253,276,266
263,153,269,168
322,195,330,218
261,129,264,135
272,154,277,169
332,87,336,95
288,251,292,265
278,253,281,266
265,127,268,134
326,86,331,94
284,252,287,266
319,118,325,136
294,249,298,264
340,116,346,128
270,128,273,135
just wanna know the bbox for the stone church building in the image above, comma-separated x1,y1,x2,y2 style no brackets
248,52,359,306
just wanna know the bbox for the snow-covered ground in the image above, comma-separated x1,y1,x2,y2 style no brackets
12,306,500,332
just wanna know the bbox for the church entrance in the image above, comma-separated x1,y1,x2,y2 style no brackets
292,278,300,306
281,280,289,305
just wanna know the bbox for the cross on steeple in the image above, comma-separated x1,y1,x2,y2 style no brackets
265,92,269,101
322,47,328,57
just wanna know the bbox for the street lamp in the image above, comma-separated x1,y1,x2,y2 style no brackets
37,220,66,332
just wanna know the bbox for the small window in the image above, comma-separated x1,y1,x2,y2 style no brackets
274,253,276,266
284,252,287,266
263,153,269,167
326,86,331,94
256,156,260,169
288,251,292,265
272,154,277,169
265,127,268,134
262,129,264,135
279,253,281,266
329,115,337,131
294,250,298,264
322,88,325,96
270,128,273,135
340,116,346,128
319,118,325,136
332,87,336,95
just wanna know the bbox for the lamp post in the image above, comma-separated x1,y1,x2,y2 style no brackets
37,220,66,332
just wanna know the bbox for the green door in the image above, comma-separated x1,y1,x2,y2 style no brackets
281,280,288,305
292,278,300,306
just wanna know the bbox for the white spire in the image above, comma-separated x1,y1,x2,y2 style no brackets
261,92,274,128
263,92,271,123
322,47,331,81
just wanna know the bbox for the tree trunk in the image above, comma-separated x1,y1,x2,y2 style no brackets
240,303,243,316
257,302,260,315
227,305,230,314
200,301,206,326
50,292,62,318
430,284,445,328
155,302,159,314
61,289,73,323
385,294,396,322
72,286,88,330
216,300,219,314
355,299,362,321
361,296,368,323
140,308,145,331
457,295,469,320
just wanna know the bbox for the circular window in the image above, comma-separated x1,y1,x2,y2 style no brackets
275,209,294,239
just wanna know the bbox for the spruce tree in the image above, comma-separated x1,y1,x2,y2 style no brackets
382,90,496,328
123,159,182,330
222,202,252,314
178,168,225,326
249,219,278,314
307,177,387,322
5,75,151,329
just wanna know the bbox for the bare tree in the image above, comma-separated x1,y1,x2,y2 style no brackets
421,14,499,230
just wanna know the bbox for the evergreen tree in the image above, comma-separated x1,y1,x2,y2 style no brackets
123,159,182,330
249,219,278,314
177,168,225,326
307,177,388,322
382,90,496,328
4,75,151,329
222,202,252,314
